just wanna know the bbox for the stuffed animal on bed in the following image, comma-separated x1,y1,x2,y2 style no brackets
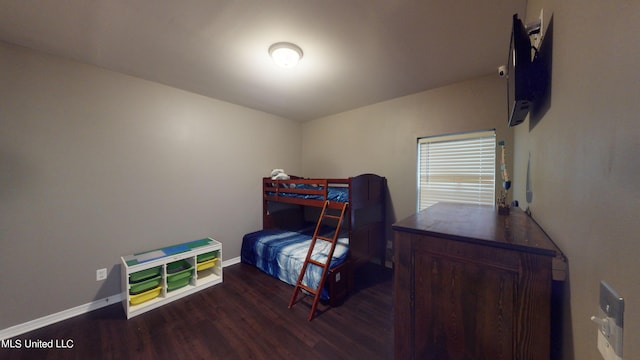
270,169,293,188
270,169,290,181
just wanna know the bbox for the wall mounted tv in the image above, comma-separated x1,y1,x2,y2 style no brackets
507,14,535,127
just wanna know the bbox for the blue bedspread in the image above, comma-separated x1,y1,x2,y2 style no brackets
241,225,348,300
267,185,349,202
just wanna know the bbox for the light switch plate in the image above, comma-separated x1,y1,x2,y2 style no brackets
595,281,624,360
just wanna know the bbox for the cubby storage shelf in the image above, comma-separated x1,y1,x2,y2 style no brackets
121,238,222,319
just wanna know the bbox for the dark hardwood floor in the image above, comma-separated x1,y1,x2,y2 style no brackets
1,263,393,360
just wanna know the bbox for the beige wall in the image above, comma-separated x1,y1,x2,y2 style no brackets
4,3,639,358
513,1,640,359
301,74,512,224
0,42,302,330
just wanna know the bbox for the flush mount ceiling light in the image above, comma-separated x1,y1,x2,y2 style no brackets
269,42,303,68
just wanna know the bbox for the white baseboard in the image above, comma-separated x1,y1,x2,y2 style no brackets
1,256,241,340
0,293,123,340
222,256,240,267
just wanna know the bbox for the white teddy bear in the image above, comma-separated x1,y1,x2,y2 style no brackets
270,169,292,188
270,169,290,181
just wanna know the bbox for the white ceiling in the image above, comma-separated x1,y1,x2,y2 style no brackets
0,0,527,121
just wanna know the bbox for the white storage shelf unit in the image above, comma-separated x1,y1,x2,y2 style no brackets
121,238,222,319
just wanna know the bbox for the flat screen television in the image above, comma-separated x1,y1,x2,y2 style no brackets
507,14,533,127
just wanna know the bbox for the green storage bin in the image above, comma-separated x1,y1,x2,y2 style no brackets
167,276,192,292
129,275,162,295
197,251,218,263
129,266,162,283
166,260,193,282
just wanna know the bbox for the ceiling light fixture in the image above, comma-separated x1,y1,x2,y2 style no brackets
269,42,303,68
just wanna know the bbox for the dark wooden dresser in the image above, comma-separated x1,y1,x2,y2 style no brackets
392,203,565,360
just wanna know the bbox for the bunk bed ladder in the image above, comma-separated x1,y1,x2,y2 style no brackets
288,200,348,321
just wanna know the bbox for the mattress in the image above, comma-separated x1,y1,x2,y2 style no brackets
241,225,348,299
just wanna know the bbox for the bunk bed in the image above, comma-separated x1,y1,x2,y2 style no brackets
241,173,386,305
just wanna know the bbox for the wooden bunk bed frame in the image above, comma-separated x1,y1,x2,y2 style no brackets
262,173,387,304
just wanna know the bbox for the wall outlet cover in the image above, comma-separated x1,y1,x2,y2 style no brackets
96,268,107,281
598,331,622,360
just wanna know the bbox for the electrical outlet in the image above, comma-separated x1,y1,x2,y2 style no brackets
96,268,107,281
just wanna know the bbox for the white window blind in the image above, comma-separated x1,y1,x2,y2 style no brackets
417,130,496,211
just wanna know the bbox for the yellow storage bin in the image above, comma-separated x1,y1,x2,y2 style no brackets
197,258,218,271
130,285,162,305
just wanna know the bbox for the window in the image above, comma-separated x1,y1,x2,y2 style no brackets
417,130,496,211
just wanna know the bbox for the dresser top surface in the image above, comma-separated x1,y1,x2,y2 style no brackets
392,203,560,256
